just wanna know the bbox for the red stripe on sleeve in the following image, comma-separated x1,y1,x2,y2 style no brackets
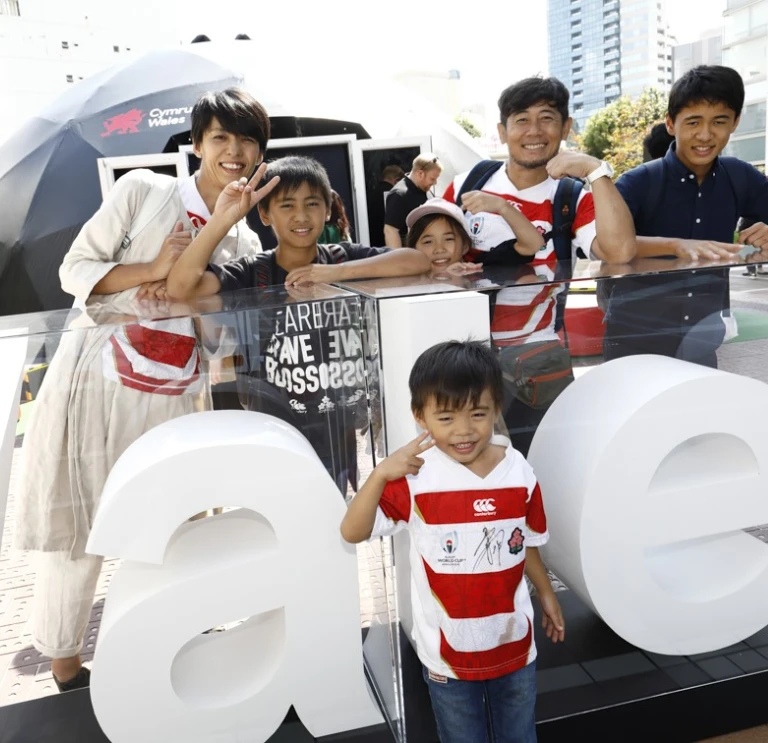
424,559,525,618
573,191,595,233
526,483,547,536
380,478,412,523
440,618,532,680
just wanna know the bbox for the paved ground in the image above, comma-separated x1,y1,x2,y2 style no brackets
1,270,768,740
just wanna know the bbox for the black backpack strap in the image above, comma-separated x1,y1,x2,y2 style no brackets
455,160,505,207
546,177,583,263
547,177,584,334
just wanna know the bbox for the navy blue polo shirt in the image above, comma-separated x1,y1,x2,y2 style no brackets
604,143,768,365
616,141,768,241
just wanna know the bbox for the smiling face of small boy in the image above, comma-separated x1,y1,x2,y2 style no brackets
259,182,331,250
415,388,498,470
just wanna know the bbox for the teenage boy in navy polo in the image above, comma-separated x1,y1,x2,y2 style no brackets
605,65,768,368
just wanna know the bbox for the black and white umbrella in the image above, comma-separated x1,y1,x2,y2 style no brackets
0,46,247,314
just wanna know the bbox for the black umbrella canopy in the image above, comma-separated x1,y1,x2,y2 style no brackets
0,47,243,315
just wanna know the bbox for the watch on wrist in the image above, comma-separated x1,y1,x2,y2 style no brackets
583,160,614,191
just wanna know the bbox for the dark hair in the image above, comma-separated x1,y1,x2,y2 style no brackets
498,76,570,125
667,65,745,122
406,213,471,256
190,88,270,152
409,340,504,415
328,190,351,240
643,122,675,162
258,156,333,211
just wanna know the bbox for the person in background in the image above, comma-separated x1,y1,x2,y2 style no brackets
382,164,405,191
368,165,405,246
384,154,443,247
643,122,675,162
319,189,352,243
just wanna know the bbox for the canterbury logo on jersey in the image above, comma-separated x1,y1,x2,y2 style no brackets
473,498,496,515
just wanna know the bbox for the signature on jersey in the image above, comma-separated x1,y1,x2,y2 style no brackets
473,526,505,570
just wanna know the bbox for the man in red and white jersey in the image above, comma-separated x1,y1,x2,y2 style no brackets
342,341,564,743
444,76,635,347
443,78,636,455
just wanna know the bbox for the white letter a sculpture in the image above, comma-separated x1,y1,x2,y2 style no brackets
87,410,382,743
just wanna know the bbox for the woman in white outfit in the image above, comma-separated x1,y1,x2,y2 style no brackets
14,88,271,691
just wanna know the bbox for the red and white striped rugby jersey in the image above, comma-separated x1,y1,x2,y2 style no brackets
371,436,548,681
443,167,596,346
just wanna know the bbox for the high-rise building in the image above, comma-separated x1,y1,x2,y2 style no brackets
548,0,675,130
672,31,723,81
721,0,768,166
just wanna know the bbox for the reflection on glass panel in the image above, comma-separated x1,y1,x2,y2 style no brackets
4,258,768,740
0,286,402,740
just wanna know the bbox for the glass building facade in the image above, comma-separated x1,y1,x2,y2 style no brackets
548,0,673,130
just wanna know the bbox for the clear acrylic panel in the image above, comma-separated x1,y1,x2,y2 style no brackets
337,254,768,739
3,253,768,740
0,284,402,739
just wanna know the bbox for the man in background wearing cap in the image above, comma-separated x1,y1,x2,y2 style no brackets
384,153,443,247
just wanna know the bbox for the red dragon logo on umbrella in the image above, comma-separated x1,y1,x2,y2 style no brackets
101,109,145,137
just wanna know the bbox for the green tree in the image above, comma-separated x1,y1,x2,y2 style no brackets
455,115,482,139
580,88,667,175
